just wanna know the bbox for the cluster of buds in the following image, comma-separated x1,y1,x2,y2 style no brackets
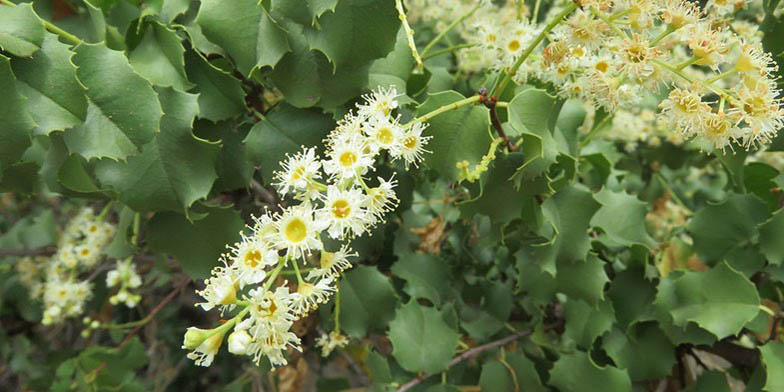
183,87,431,368
16,208,116,325
106,258,143,308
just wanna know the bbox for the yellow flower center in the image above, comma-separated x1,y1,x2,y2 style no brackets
290,166,306,181
595,61,609,73
285,218,307,243
81,248,91,257
403,135,417,150
377,128,394,145
339,151,357,167
244,249,262,268
507,40,521,52
331,199,351,219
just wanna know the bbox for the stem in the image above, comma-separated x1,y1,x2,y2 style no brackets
706,68,738,83
590,6,627,39
420,2,481,59
491,2,578,96
675,56,700,70
532,0,542,22
0,0,82,45
334,280,341,333
650,26,675,46
291,259,304,285
96,201,114,222
395,0,424,71
653,59,732,102
118,278,191,346
405,95,482,127
579,112,615,147
280,267,314,275
654,173,692,213
422,43,475,60
130,213,140,246
397,331,532,392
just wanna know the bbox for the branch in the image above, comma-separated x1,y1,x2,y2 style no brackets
397,330,531,392
119,278,192,347
0,246,57,258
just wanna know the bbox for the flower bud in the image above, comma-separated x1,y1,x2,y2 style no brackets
227,329,252,356
182,327,211,350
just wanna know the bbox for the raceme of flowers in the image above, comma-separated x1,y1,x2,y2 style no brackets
16,208,119,325
182,87,431,368
409,0,784,152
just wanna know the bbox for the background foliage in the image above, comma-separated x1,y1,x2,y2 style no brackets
2,0,784,391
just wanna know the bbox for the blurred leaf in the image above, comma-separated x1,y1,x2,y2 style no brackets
339,266,398,338
388,301,459,374
549,351,631,392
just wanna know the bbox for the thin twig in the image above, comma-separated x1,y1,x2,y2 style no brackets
0,246,57,258
397,330,531,392
479,89,517,152
119,278,192,347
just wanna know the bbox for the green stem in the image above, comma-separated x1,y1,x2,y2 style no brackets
291,259,304,285
654,173,692,213
532,0,542,22
395,0,424,71
0,0,82,45
280,267,314,276
420,2,481,59
650,26,675,46
96,201,114,222
590,6,627,39
675,56,700,70
652,59,731,102
706,68,738,83
579,112,615,148
491,2,578,96
130,213,140,246
422,43,475,60
405,95,482,128
334,280,341,333
608,9,632,21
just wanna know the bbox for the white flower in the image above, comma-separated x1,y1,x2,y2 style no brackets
240,287,301,367
306,245,355,280
323,135,375,183
195,267,239,313
397,122,432,168
318,186,370,239
659,87,711,137
184,328,225,367
291,277,335,317
364,176,399,224
273,205,325,259
365,115,405,154
228,235,277,286
315,330,349,357
227,329,252,356
273,147,322,197
358,86,401,120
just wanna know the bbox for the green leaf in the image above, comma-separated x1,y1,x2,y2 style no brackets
607,268,656,331
303,0,399,69
0,2,45,57
391,253,452,307
271,0,338,25
104,206,136,259
270,20,370,109
67,42,162,160
556,253,610,305
196,0,290,75
127,22,193,91
591,188,656,248
460,282,513,341
653,262,760,338
95,88,218,215
0,55,34,172
366,350,393,384
146,205,244,280
759,209,784,266
549,351,631,392
760,341,784,392
564,299,615,349
11,34,87,136
142,0,190,24
184,51,246,122
507,87,566,182
368,27,415,93
603,323,676,381
244,103,335,183
339,266,399,338
415,91,491,181
459,153,528,225
479,353,547,392
688,193,769,262
388,301,459,374
58,154,101,193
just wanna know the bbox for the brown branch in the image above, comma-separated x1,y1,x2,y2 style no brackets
478,88,518,152
119,278,192,347
0,246,57,258
397,330,531,392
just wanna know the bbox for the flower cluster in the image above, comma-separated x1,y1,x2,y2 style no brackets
16,208,116,325
106,258,143,308
183,87,430,368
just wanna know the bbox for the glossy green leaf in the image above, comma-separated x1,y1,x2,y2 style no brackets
391,253,452,307
591,189,656,248
653,262,760,338
95,88,218,215
11,34,87,136
67,42,162,160
760,341,784,392
549,351,631,392
688,193,769,262
0,3,45,57
184,51,246,122
339,266,399,338
603,323,676,381
127,22,193,91
271,0,338,25
197,0,290,75
479,353,547,392
415,91,491,181
388,301,459,374
0,55,34,173
759,209,784,265
564,299,615,349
